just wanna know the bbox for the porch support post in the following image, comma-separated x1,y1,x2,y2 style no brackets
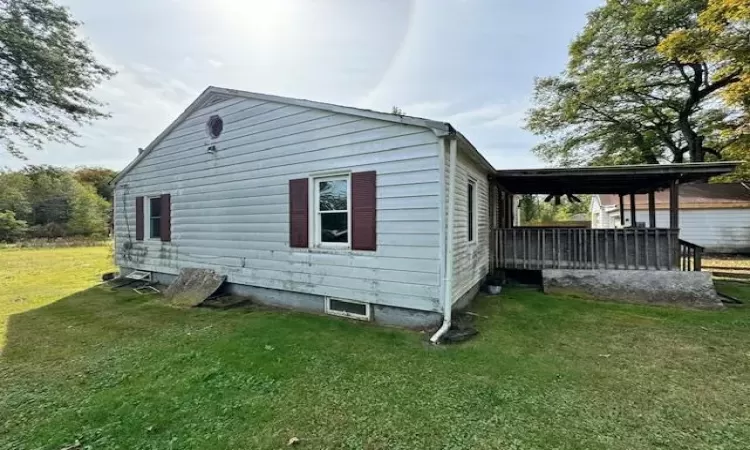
489,181,496,270
618,194,625,227
648,191,656,228
629,193,636,228
508,193,514,228
669,180,679,229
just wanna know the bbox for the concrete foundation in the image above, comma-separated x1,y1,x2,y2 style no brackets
542,269,723,309
121,267,442,329
453,280,483,310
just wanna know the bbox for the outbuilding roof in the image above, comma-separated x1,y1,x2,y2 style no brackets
599,182,750,210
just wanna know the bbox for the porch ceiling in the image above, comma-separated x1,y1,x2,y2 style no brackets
493,162,739,195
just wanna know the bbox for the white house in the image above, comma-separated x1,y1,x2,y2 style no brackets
591,183,750,253
113,86,494,340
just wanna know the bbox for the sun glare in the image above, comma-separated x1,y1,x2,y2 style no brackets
214,0,298,39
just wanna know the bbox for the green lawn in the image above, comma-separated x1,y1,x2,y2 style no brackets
2,248,750,449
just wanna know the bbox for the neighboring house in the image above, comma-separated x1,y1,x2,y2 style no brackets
113,86,494,332
591,183,750,253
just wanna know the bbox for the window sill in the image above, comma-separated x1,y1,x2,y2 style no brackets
292,247,375,256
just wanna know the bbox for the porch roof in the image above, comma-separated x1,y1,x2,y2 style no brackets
493,162,739,195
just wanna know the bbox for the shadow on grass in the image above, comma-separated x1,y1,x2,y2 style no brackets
4,285,750,450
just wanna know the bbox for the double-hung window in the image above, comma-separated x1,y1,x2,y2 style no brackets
314,175,350,248
135,193,171,242
148,196,162,239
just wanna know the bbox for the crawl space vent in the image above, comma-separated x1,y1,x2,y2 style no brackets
326,297,370,320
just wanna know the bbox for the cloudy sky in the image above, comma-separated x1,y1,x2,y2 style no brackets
2,0,601,171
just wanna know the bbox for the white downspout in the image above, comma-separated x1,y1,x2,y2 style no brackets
430,136,458,344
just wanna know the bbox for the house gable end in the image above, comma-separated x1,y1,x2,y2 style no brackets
113,86,453,185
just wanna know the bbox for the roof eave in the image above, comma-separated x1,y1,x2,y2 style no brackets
112,86,455,185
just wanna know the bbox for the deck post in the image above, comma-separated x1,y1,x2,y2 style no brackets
669,181,679,269
604,230,609,269
629,193,636,227
536,229,541,269
667,230,673,270
669,180,679,229
489,183,495,269
648,190,656,228
655,229,660,270
619,194,625,227
500,189,507,228
634,229,639,269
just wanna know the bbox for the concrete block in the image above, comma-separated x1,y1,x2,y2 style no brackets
542,269,723,309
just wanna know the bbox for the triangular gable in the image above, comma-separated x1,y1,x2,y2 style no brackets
112,86,454,184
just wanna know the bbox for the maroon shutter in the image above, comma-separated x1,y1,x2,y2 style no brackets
135,196,144,241
160,194,171,242
289,178,309,247
351,171,377,251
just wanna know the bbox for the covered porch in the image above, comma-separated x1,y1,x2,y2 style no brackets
489,163,738,272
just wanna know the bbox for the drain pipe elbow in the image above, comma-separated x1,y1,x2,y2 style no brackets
430,137,458,344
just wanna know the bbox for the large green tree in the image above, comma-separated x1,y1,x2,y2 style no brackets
660,0,750,179
0,0,114,158
527,0,750,171
73,166,117,202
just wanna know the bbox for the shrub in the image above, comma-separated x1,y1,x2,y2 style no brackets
67,182,110,237
0,210,28,242
28,222,67,239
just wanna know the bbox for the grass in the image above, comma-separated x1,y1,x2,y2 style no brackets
2,248,750,449
703,256,750,276
0,246,114,349
715,279,750,301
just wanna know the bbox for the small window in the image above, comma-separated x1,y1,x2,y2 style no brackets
207,115,223,139
468,180,476,242
149,196,162,239
315,176,350,247
326,297,370,320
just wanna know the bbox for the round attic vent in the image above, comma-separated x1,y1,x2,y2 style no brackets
207,115,223,139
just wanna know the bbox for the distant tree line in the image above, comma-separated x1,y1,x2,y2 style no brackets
518,195,592,225
0,166,117,242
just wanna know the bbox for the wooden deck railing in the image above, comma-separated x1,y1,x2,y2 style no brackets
679,239,703,271
492,228,681,271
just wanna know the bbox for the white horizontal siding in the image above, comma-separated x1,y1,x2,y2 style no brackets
603,208,750,252
114,96,443,312
444,144,490,303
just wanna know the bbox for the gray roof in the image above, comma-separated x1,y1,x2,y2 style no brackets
114,86,480,184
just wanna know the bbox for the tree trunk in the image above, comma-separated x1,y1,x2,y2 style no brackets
678,111,702,162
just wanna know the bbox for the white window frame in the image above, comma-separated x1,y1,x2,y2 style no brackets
467,178,477,243
145,194,163,240
325,297,371,321
312,174,351,249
